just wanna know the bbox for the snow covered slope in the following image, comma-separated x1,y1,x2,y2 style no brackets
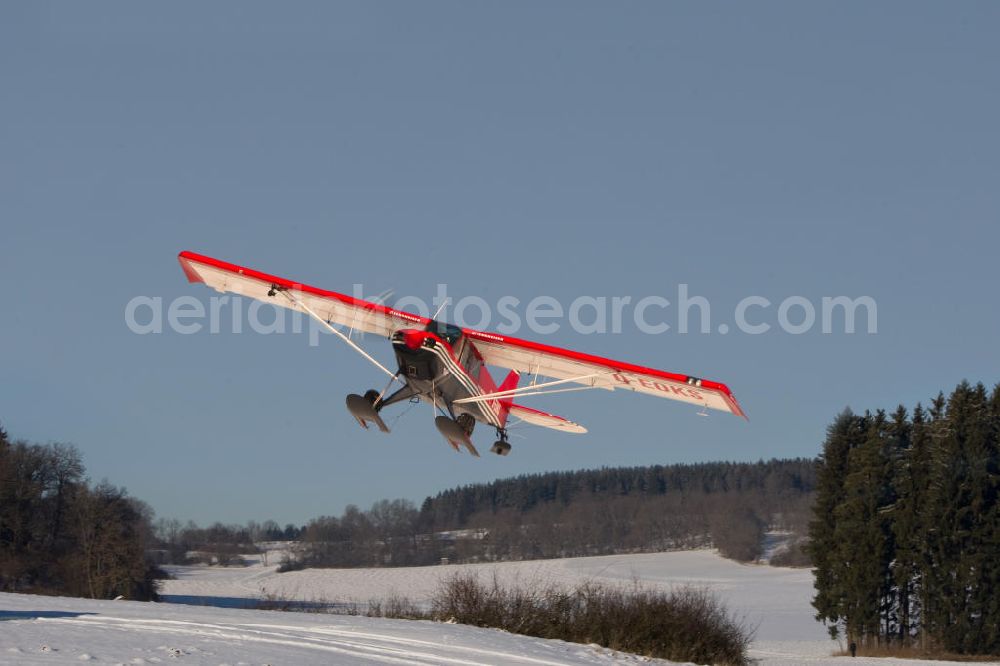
0,592,679,665
164,550,816,642
159,550,1000,666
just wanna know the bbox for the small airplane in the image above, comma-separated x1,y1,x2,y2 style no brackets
178,251,746,456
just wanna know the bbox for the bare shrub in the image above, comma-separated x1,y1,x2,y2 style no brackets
250,572,751,664
769,538,812,567
710,506,765,562
430,572,752,665
366,593,424,620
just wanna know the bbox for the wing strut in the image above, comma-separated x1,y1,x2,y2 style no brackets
452,372,612,405
274,285,398,381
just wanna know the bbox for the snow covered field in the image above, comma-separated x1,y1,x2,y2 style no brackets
159,549,998,666
0,592,665,665
163,549,819,647
4,550,998,665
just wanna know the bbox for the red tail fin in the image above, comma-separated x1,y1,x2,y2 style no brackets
476,365,521,427
496,369,520,426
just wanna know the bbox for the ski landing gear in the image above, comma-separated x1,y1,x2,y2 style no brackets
346,389,390,433
434,414,480,457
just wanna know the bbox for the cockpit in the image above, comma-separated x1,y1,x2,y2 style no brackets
425,320,463,346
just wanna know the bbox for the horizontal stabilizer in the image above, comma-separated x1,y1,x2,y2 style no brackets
508,405,586,434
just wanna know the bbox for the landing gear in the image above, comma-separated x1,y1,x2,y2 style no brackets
456,413,475,436
490,441,512,456
346,389,390,433
434,415,480,457
490,428,511,456
363,389,382,408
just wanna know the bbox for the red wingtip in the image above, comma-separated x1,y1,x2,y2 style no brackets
730,395,749,421
177,251,205,284
699,378,747,420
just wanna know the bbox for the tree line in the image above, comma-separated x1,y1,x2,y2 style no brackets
0,423,160,599
809,381,1000,656
286,459,816,569
152,518,303,565
1,412,817,601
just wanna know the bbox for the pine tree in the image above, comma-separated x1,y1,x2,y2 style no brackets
888,405,918,645
809,386,1000,656
809,408,863,639
925,382,984,652
920,391,952,648
981,385,1000,652
953,383,1000,653
906,404,935,650
0,422,9,574
834,411,896,646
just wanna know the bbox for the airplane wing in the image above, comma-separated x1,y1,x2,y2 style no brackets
508,404,587,433
463,329,746,419
178,251,429,338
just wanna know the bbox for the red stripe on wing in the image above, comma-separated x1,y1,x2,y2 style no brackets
177,251,431,327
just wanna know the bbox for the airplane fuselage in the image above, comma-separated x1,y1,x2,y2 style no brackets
388,326,505,430
345,320,516,455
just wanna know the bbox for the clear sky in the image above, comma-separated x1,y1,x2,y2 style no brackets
2,1,998,526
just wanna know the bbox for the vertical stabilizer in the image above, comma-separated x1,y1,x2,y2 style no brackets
496,369,520,426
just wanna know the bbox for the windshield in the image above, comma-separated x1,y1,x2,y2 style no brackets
425,320,463,346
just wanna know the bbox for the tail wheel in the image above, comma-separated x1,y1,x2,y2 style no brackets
490,441,512,456
456,413,475,436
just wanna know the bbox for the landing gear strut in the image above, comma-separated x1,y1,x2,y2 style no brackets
456,413,475,436
490,428,511,456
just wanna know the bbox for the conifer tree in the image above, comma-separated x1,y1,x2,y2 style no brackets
834,410,896,646
906,404,934,649
981,385,1000,652
809,409,863,639
952,383,1000,653
919,390,952,647
0,422,9,564
810,385,1000,655
930,382,978,651
888,405,918,644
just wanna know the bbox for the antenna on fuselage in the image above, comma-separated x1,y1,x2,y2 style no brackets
431,298,450,321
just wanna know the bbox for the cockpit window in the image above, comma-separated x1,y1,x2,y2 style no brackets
425,320,463,346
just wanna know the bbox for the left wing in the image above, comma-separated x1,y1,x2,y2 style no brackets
178,251,428,337
463,329,746,419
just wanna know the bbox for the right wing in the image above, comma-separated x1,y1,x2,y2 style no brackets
178,251,429,337
464,329,746,419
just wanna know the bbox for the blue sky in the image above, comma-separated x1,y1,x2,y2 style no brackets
2,2,998,525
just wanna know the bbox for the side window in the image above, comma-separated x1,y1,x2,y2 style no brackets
464,345,480,375
426,320,463,346
452,335,467,360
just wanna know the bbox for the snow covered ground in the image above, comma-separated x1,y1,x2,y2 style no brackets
163,549,818,644
0,592,671,665
158,549,999,666
4,551,998,665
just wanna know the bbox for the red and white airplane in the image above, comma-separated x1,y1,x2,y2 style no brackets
178,251,746,456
